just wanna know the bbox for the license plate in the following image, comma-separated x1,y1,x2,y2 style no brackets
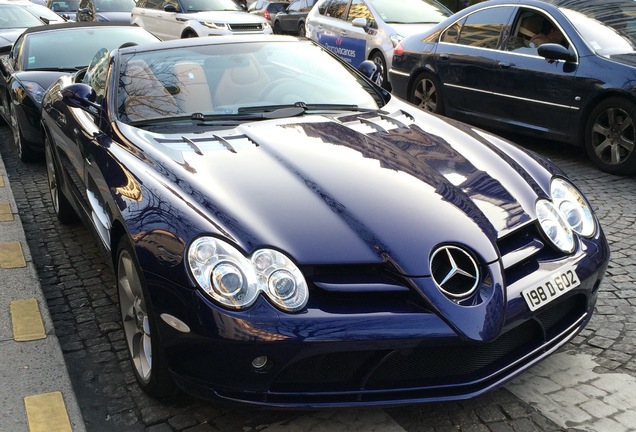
522,265,580,311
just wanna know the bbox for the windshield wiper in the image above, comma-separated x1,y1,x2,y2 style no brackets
26,66,84,72
238,102,376,114
191,106,305,125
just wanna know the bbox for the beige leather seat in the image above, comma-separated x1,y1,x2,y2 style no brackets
213,56,270,107
123,60,180,122
173,61,214,114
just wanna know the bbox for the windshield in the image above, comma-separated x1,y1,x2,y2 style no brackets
117,40,382,123
49,0,81,12
181,0,241,12
561,0,636,56
21,4,65,22
24,27,158,70
369,0,450,24
0,4,44,28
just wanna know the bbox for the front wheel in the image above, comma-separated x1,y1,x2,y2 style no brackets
10,102,37,162
585,97,636,175
297,22,306,38
409,72,445,115
117,236,177,398
44,135,78,224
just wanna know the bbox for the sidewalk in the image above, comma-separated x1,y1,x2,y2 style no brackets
0,152,86,432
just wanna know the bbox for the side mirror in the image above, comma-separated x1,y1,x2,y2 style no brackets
164,3,178,12
537,43,576,62
62,83,100,112
357,60,383,87
351,17,367,29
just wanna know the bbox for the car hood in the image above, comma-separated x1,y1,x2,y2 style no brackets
0,29,26,46
96,12,132,22
120,103,552,278
387,23,438,38
14,70,70,97
182,10,267,23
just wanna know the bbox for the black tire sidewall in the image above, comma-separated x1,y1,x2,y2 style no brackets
585,97,636,175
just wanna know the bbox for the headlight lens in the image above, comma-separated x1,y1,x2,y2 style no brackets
536,199,575,253
22,81,47,105
202,22,228,29
550,178,595,237
188,237,308,312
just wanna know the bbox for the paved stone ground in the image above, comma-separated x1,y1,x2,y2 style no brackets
1,124,634,432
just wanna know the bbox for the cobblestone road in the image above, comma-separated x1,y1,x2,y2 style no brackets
1,124,634,432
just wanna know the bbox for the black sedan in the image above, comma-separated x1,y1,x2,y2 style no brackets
42,35,608,407
389,0,636,175
0,22,159,161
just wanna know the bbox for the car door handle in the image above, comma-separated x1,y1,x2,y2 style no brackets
439,53,450,60
498,62,516,70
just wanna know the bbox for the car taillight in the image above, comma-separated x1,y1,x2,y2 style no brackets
394,42,404,56
264,10,270,20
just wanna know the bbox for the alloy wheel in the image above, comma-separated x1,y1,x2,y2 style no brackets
589,106,635,167
413,78,438,112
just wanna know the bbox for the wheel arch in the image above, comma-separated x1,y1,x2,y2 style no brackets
577,90,636,146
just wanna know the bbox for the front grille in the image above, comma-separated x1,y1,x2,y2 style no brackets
270,294,586,396
229,23,264,32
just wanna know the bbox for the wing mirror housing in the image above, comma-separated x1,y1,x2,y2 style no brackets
164,3,178,12
62,83,100,112
538,43,576,62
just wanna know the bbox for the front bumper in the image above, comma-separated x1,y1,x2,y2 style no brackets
147,233,609,408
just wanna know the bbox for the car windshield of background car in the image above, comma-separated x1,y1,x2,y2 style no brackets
49,0,81,12
369,0,450,24
24,27,159,70
20,4,65,23
561,6,634,56
182,0,242,12
0,4,44,28
117,41,381,124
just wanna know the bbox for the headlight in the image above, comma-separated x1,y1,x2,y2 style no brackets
550,178,595,237
188,237,308,312
536,199,575,253
202,22,228,29
21,81,47,105
389,34,403,48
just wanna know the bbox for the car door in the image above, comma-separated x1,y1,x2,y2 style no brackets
313,0,368,67
491,7,578,141
279,0,302,33
434,6,515,121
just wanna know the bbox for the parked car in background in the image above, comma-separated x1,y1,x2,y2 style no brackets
76,0,136,22
0,22,159,161
7,0,67,24
41,34,608,408
272,0,315,36
306,0,451,86
131,0,272,40
248,0,288,25
0,2,46,51
390,0,636,175
47,0,80,19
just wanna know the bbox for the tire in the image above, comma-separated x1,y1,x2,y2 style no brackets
585,97,636,175
183,30,198,38
117,236,177,398
44,134,78,225
273,20,282,34
298,22,306,38
409,72,445,115
369,51,389,90
10,102,38,163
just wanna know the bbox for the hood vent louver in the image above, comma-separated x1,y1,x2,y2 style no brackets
154,134,257,154
340,110,415,134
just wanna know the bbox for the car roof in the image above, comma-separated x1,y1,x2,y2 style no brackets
20,21,146,36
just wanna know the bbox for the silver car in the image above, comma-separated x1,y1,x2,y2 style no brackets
131,0,272,40
306,0,451,85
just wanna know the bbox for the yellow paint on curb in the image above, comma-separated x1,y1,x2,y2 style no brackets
24,392,72,432
0,241,26,268
10,299,46,342
0,202,14,222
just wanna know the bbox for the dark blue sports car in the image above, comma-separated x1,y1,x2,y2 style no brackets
389,0,636,175
41,35,609,408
